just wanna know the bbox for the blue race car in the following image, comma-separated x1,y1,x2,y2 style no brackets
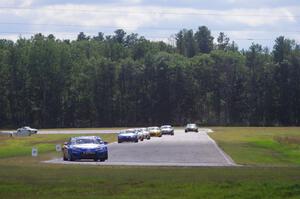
62,136,108,162
118,129,139,143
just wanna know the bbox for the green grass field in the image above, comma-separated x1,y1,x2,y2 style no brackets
1,164,300,199
0,133,116,158
210,127,300,166
0,127,300,198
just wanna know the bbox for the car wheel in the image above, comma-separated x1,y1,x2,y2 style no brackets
67,154,75,161
118,140,121,143
94,158,99,162
135,139,138,143
100,159,106,162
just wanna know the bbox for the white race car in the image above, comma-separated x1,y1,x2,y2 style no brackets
12,126,38,136
138,128,151,140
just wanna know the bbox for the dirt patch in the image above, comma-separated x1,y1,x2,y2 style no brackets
274,136,300,145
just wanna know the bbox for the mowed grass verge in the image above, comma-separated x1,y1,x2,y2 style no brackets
210,127,300,166
0,162,300,199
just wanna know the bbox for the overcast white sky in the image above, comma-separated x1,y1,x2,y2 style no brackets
0,0,299,49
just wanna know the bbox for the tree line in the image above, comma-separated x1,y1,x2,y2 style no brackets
0,26,299,128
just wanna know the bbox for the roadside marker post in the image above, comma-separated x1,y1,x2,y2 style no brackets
56,144,62,152
32,147,38,157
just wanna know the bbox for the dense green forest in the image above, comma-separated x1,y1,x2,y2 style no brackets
0,26,299,128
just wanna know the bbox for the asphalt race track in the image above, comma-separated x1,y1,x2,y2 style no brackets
45,129,236,167
38,129,121,134
0,129,120,136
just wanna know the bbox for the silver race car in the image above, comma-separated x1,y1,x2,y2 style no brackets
160,125,174,135
138,128,151,140
118,129,139,143
7,126,38,136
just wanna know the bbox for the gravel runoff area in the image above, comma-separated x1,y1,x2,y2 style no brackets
44,128,236,167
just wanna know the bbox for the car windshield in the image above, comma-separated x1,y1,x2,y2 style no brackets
187,124,196,127
161,125,171,129
74,138,100,144
121,130,134,134
148,127,159,130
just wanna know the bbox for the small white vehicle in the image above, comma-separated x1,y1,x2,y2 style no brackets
139,128,151,140
12,126,38,136
134,129,144,141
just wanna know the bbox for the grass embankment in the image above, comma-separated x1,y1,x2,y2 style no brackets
0,127,300,198
210,127,300,166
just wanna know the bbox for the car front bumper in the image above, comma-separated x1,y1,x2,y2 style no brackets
70,149,108,160
150,131,162,137
118,136,138,142
161,130,174,135
185,128,198,132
